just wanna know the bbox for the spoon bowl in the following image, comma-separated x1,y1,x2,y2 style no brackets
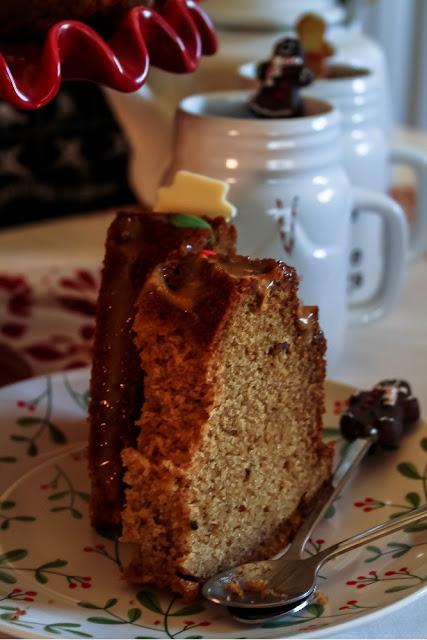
203,557,317,608
228,592,315,624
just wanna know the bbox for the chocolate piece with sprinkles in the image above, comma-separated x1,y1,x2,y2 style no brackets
340,379,420,448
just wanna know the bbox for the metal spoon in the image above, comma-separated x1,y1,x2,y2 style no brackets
228,592,314,625
203,430,377,610
229,498,427,625
206,502,427,612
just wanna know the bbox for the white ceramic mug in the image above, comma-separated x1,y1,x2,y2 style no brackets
164,91,408,370
300,65,427,304
238,62,427,304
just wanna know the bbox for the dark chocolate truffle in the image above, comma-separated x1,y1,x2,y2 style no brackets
340,379,420,448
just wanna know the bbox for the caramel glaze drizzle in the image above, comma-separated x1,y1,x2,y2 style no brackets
297,305,321,342
298,305,317,327
89,212,235,528
145,253,280,313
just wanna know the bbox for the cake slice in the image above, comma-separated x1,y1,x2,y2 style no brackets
88,211,236,529
122,251,333,599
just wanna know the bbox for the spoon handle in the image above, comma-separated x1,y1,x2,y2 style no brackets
316,503,427,569
286,433,376,559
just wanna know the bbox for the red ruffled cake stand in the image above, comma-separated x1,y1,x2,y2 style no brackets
0,0,217,110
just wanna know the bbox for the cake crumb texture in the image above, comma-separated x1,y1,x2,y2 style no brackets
122,254,332,599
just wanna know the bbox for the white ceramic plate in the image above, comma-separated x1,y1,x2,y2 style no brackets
0,369,427,639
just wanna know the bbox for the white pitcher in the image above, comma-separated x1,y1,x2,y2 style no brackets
299,66,427,303
164,91,408,370
239,63,427,303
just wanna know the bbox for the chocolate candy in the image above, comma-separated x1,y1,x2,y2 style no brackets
249,37,313,119
340,379,420,448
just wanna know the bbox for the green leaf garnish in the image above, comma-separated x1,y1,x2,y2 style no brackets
169,214,213,236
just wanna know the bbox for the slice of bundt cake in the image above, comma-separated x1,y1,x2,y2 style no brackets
122,251,333,599
89,211,236,529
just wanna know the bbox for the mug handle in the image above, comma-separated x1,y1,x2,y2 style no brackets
348,187,408,326
389,144,427,261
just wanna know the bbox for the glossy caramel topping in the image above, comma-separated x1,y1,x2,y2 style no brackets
297,305,318,330
145,253,280,314
89,211,236,527
213,254,279,306
296,305,324,346
213,254,278,280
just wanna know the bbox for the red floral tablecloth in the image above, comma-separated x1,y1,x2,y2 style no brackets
0,266,100,387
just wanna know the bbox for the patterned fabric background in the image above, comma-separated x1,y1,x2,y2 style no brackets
0,266,99,387
0,83,135,228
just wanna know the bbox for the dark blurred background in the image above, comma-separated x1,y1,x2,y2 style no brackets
0,83,134,230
